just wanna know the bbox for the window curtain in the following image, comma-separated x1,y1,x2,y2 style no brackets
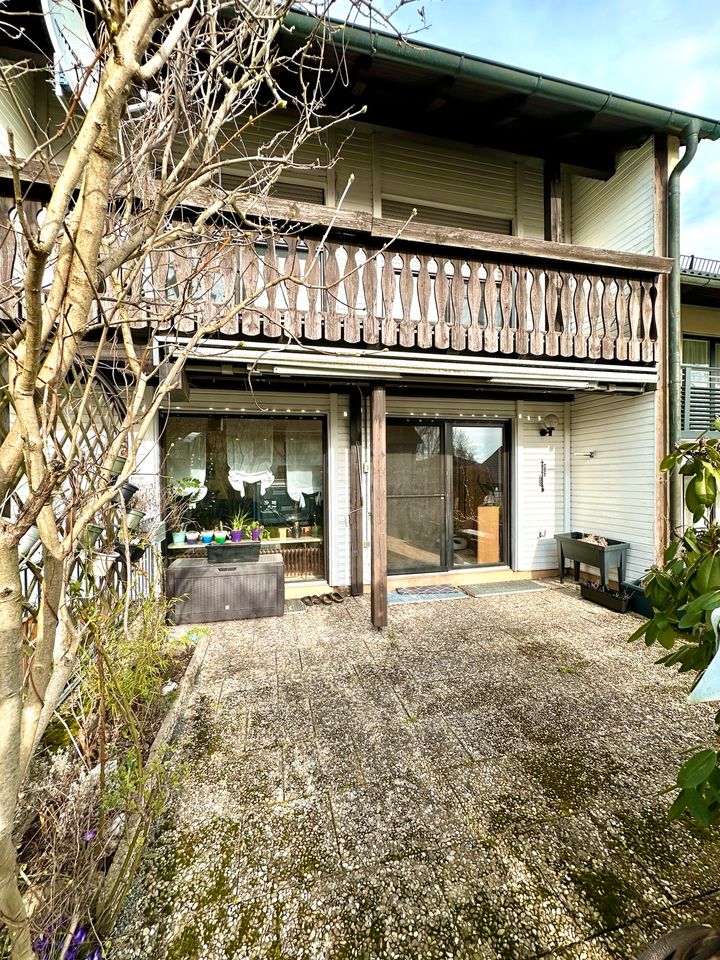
286,431,323,508
226,419,275,495
683,339,710,366
166,431,207,501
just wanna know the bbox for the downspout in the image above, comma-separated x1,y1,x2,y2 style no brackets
668,120,700,536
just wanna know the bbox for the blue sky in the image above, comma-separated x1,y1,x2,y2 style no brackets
393,0,720,258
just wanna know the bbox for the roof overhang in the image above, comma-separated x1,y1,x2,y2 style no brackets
282,12,720,178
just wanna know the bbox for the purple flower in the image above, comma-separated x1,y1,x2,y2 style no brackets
71,927,87,946
81,829,97,842
87,949,103,960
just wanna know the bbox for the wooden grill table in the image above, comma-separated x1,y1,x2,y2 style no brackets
554,532,629,588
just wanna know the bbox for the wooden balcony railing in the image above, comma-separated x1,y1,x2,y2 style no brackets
682,364,720,435
140,233,663,364
1,193,669,364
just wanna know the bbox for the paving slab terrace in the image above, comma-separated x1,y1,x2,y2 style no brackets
111,583,720,960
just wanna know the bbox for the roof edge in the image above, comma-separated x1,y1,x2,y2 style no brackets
283,12,720,143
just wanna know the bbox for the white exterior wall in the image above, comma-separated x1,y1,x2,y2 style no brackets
514,400,567,571
0,60,40,158
570,139,655,254
570,391,656,580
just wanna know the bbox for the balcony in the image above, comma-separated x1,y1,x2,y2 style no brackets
125,203,672,366
682,364,720,437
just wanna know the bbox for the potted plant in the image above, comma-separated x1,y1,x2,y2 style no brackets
185,525,200,545
110,448,128,478
201,529,213,544
171,528,187,545
249,521,264,542
228,509,250,543
214,523,227,545
82,523,104,550
115,481,139,505
580,580,631,613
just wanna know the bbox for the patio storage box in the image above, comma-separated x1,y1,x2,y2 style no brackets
168,554,284,624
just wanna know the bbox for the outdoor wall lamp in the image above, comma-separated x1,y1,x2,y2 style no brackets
539,414,559,437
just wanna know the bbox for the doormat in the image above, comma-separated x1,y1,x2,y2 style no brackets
388,587,469,605
396,584,463,595
285,599,307,614
461,581,545,598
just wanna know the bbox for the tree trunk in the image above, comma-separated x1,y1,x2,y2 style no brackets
0,543,33,959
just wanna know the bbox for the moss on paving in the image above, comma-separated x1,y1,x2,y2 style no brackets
112,590,720,960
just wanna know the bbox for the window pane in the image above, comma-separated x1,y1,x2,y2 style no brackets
164,416,325,581
452,425,505,567
683,338,710,366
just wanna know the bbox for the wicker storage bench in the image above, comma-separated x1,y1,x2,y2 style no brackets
168,554,284,624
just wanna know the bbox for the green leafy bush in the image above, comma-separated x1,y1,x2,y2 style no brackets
633,434,720,826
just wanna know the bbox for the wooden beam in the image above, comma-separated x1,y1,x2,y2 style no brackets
349,387,364,596
370,385,387,628
543,160,563,243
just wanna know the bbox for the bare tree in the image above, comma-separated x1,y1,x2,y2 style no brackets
0,0,418,954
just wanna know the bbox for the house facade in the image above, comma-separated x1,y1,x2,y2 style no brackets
3,12,720,625
680,255,720,439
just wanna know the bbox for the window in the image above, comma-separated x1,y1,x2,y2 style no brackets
164,415,326,581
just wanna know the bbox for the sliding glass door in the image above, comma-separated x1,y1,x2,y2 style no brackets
387,419,509,575
451,425,505,568
386,423,446,574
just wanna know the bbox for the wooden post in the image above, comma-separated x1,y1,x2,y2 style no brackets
349,388,364,596
543,161,564,243
370,385,387,628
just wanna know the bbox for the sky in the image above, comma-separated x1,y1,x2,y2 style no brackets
391,0,720,259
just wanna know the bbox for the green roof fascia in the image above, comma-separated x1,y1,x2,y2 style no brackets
283,12,720,143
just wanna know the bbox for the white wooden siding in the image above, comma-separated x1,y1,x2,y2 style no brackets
570,391,656,580
0,60,39,158
570,139,655,254
515,400,566,570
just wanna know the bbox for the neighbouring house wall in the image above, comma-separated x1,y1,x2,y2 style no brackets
168,388,352,586
681,303,720,338
570,139,655,254
570,391,656,581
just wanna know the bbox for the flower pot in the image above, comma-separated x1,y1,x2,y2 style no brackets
185,531,200,545
19,525,41,556
230,530,244,543
214,531,227,544
129,544,146,563
207,541,261,563
251,529,261,542
92,551,119,579
126,509,145,532
580,583,630,613
621,578,653,618
172,531,187,545
201,531,213,544
82,523,104,549
115,482,139,506
110,454,127,478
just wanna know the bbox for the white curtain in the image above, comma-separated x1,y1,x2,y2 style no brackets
286,431,323,508
166,431,207,501
226,419,274,495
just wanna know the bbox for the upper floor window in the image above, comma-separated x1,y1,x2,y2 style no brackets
381,198,512,236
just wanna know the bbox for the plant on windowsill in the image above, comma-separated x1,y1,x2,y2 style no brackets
213,522,227,544
228,509,251,543
249,521,266,542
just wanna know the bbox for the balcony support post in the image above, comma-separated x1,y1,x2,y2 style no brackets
370,385,387,628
